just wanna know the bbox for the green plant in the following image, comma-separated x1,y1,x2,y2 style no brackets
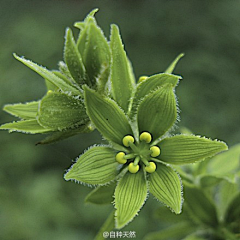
1,9,238,239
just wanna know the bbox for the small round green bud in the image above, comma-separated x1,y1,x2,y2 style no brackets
47,90,53,95
128,163,139,173
145,162,156,173
150,146,161,157
115,152,127,164
138,76,148,82
122,135,134,147
139,132,152,143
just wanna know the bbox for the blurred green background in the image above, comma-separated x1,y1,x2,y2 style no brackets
0,1,240,239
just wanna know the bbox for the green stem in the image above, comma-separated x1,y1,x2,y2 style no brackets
133,156,140,166
141,157,150,166
124,153,136,160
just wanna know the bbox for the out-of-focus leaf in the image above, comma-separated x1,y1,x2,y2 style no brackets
85,181,115,205
217,180,239,221
207,143,240,175
184,184,218,227
3,101,39,119
94,210,115,240
224,191,240,223
144,222,194,240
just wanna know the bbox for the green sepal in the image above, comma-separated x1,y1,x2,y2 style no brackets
137,84,177,141
164,53,184,74
64,28,86,86
85,181,116,205
53,70,76,87
80,18,110,87
0,119,52,134
74,8,98,31
158,135,228,165
184,184,218,227
3,101,39,120
110,24,135,112
64,146,119,185
114,170,147,229
58,61,76,83
14,54,80,95
94,210,115,240
130,73,180,118
36,123,92,145
224,191,240,224
148,163,182,214
37,92,88,131
144,222,194,240
84,86,133,146
75,9,98,57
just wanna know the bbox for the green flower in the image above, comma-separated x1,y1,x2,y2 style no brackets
64,82,227,229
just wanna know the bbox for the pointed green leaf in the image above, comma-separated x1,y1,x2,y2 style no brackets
184,185,218,227
0,119,52,134
115,171,147,229
14,54,80,95
137,84,177,141
158,135,228,165
130,73,180,118
82,20,110,86
110,24,135,112
3,101,39,119
85,181,115,205
38,92,88,130
84,86,133,146
165,53,184,74
36,123,92,145
144,222,194,240
148,163,182,214
94,210,115,240
224,192,240,224
64,28,86,85
64,146,118,185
